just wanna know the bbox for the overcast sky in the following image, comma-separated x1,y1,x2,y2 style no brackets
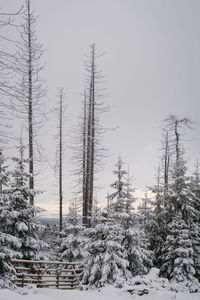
2,0,200,215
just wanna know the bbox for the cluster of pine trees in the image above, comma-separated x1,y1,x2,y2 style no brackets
0,113,199,290
57,155,152,288
57,116,200,289
146,115,200,288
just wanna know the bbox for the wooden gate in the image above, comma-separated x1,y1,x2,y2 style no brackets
11,259,84,290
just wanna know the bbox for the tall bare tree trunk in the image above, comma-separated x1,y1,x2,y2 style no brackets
164,132,169,195
85,44,95,227
27,0,34,206
82,90,87,225
72,44,107,227
89,45,95,224
59,89,63,232
13,0,45,206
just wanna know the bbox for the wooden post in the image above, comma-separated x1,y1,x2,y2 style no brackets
39,263,43,287
56,269,61,289
13,260,16,272
57,273,59,289
22,274,24,287
72,264,81,289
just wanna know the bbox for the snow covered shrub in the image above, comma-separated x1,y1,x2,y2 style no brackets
0,277,17,290
124,268,169,296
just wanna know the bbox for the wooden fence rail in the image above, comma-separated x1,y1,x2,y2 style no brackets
11,259,84,290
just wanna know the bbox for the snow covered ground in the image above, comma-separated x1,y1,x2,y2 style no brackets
1,286,200,300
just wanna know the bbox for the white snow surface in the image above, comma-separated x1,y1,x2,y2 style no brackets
0,286,200,300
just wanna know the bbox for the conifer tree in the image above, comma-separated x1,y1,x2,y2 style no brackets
82,222,131,287
124,186,153,276
137,187,153,228
58,195,86,263
108,155,127,214
159,115,199,288
90,194,104,227
0,150,21,276
2,139,48,261
148,128,172,267
160,213,195,285
124,226,153,277
190,162,200,281
148,173,166,268
82,157,131,286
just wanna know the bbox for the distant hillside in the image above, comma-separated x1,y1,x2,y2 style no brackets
37,214,69,226
38,217,59,226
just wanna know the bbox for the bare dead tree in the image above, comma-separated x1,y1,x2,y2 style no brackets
59,90,63,232
160,130,171,195
163,114,192,192
82,90,88,224
163,132,170,194
85,44,109,226
70,89,88,225
55,88,67,233
84,44,108,226
12,0,46,205
71,44,108,227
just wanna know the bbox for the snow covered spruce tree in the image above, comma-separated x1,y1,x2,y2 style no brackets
82,156,152,287
13,0,46,206
82,157,130,287
0,150,21,276
146,126,173,268
189,162,200,281
137,186,153,230
108,155,128,215
144,167,166,268
58,194,86,263
82,221,131,287
110,156,152,277
2,139,48,261
159,115,199,289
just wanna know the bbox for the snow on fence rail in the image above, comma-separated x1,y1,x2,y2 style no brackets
11,259,84,290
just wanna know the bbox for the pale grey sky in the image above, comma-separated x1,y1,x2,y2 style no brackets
2,0,200,214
